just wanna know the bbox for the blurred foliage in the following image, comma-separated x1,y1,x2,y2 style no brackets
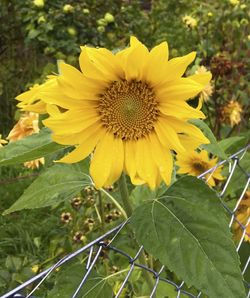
1,0,249,134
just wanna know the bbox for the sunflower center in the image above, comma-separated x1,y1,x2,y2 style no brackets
98,80,159,140
192,161,208,173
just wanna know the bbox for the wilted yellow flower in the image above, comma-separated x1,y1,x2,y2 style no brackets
194,66,213,102
24,157,45,170
233,191,250,242
220,100,242,127
0,134,8,147
16,76,57,114
63,4,74,13
7,112,39,142
229,0,239,5
176,150,224,187
18,37,210,189
182,15,198,28
33,0,44,8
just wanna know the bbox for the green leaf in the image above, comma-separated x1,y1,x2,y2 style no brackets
224,152,250,196
0,128,67,166
131,176,245,298
190,119,227,159
47,263,113,298
218,136,248,155
3,164,90,215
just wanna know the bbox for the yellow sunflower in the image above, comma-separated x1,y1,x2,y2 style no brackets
233,191,250,242
18,37,211,189
176,149,224,187
7,112,39,142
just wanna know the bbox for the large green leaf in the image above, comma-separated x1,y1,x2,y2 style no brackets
3,164,90,215
0,128,67,166
190,119,227,159
47,263,113,298
131,176,245,298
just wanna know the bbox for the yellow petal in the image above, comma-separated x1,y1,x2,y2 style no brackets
156,77,205,102
90,133,113,188
57,128,105,163
159,101,205,119
154,118,185,153
52,122,102,145
149,133,173,185
124,141,137,180
163,52,196,81
135,137,158,189
43,108,99,134
145,41,169,84
123,37,149,81
104,137,124,186
79,47,122,82
188,71,212,86
163,116,210,145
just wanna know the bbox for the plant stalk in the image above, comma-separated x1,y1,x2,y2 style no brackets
118,172,155,291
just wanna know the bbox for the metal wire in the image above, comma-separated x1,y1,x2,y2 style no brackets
1,145,250,298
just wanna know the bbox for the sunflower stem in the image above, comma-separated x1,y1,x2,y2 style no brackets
118,172,155,291
118,172,133,217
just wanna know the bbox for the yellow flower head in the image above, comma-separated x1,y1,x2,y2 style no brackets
176,150,224,187
195,66,213,102
221,100,242,127
24,157,45,170
229,0,240,6
182,15,198,28
7,112,39,142
33,0,44,8
20,37,211,189
233,191,250,242
16,76,57,114
0,134,8,147
63,4,74,13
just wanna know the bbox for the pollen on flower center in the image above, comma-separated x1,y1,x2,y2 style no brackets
98,80,159,140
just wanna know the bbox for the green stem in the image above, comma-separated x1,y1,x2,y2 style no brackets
118,173,133,217
98,190,105,232
118,172,155,291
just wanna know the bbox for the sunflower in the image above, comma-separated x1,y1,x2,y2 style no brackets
176,149,224,187
233,191,250,242
7,112,39,142
18,37,211,189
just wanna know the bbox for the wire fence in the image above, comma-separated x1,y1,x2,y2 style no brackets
1,145,250,298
